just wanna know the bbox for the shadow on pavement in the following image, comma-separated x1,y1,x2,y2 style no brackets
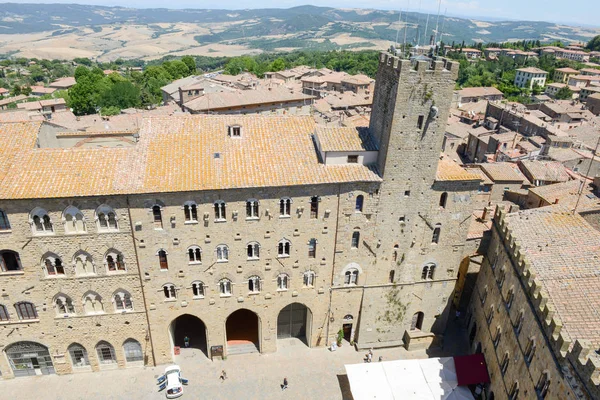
337,374,354,400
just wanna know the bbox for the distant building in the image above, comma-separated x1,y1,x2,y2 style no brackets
461,48,482,59
587,93,600,116
457,87,503,103
553,67,579,83
49,77,76,90
514,68,547,89
29,86,56,96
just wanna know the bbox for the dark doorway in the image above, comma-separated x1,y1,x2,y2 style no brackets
226,309,259,355
170,314,208,357
277,303,311,346
343,324,353,342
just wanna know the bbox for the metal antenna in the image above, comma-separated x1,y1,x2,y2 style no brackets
395,9,402,49
424,13,430,46
433,0,442,46
439,8,447,55
403,0,410,55
416,0,422,46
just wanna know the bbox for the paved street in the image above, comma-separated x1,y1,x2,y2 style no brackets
2,318,470,400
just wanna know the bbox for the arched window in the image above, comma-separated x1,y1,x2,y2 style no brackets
183,201,198,222
96,204,118,231
0,209,11,231
157,249,168,270
500,352,510,375
214,200,226,221
515,310,525,334
68,343,90,368
410,311,424,330
152,205,163,228
308,238,317,258
43,253,65,276
310,196,319,219
355,195,364,212
508,381,519,400
73,251,94,275
191,281,204,298
106,250,125,272
506,287,515,309
481,285,488,305
393,244,399,262
439,192,448,208
421,263,436,280
96,341,116,365
487,305,495,325
280,197,291,217
163,284,177,299
188,246,202,264
351,230,360,249
0,304,9,321
303,271,316,287
216,245,229,262
246,199,259,219
389,270,395,283
247,242,260,259
0,250,22,272
30,207,53,234
498,266,506,288
63,205,86,234
219,279,232,296
537,372,550,398
54,294,75,315
493,326,502,348
113,290,133,312
525,337,536,364
248,276,261,293
123,339,143,363
432,224,441,244
344,269,359,285
15,301,37,320
277,274,289,290
83,292,104,314
278,239,291,257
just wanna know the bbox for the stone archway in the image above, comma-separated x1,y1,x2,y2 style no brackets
226,309,259,355
169,314,208,358
277,303,312,346
5,341,54,377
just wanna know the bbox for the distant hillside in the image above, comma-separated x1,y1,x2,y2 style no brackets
0,4,598,61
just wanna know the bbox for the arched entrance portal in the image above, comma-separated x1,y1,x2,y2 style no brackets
277,303,312,346
169,314,208,358
226,309,259,355
5,341,55,377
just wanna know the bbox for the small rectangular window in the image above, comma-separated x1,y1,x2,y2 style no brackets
347,155,359,163
404,190,411,197
232,126,241,137
417,115,424,129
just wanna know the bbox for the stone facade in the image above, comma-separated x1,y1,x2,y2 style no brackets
0,53,482,378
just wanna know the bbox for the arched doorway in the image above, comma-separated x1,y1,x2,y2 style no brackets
169,314,208,358
226,309,259,355
5,341,54,377
277,303,312,346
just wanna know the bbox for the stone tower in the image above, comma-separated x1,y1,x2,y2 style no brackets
351,52,477,349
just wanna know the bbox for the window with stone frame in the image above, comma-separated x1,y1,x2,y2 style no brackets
421,263,436,280
525,338,536,364
55,294,75,315
310,196,319,219
96,204,118,231
68,343,90,368
498,267,506,288
73,251,95,276
308,238,317,258
439,192,448,208
506,287,515,309
355,195,364,212
158,249,169,270
96,341,116,365
515,310,525,334
344,269,358,285
481,285,488,305
0,209,11,231
432,224,441,244
277,274,289,291
152,205,163,229
278,239,291,257
0,304,9,321
536,372,550,399
188,246,202,264
123,339,143,363
303,271,315,287
246,199,259,219
247,242,260,260
43,254,65,276
30,207,53,234
214,201,226,221
0,250,22,272
351,230,360,249
248,276,261,293
63,205,86,234
192,281,204,298
83,292,104,314
15,301,37,320
113,291,133,312
280,198,292,217
508,381,519,400
106,250,125,272
183,201,198,222
500,352,510,375
216,245,229,262
493,326,502,348
410,311,424,330
163,284,177,300
219,279,232,296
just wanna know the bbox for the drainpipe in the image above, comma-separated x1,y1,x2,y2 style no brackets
126,195,157,367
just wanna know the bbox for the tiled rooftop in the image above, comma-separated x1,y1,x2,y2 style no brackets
505,206,600,347
519,160,571,182
0,121,41,182
479,162,528,182
315,126,378,152
436,158,481,182
529,179,600,210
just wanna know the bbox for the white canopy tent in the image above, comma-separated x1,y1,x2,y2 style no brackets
345,357,475,400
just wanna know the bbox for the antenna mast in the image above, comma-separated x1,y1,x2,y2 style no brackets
403,0,410,55
416,0,422,45
433,0,442,46
395,9,402,49
438,8,447,54
424,13,430,46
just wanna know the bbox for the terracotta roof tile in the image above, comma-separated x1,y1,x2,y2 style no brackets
436,158,481,181
315,126,378,152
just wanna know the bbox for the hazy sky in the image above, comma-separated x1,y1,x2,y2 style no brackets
6,0,598,26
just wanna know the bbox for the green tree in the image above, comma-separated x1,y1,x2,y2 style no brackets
586,35,600,52
11,85,21,96
100,106,121,116
73,57,92,66
99,81,141,110
555,86,574,100
29,65,46,82
269,58,286,72
181,56,196,75
21,86,32,96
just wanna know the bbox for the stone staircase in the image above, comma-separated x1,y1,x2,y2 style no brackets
227,342,259,356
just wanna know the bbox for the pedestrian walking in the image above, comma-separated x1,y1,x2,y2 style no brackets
220,370,227,381
183,335,190,348
367,353,372,363
282,377,288,390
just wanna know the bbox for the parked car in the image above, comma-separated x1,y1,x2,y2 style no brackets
157,365,188,398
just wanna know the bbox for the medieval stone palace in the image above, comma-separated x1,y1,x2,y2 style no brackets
0,53,482,378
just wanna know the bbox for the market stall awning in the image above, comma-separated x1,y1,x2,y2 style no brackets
453,353,490,386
